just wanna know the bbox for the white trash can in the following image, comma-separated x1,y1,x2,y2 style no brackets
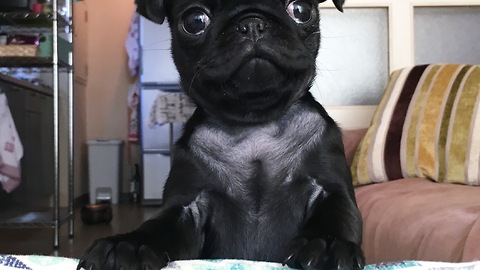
87,140,124,204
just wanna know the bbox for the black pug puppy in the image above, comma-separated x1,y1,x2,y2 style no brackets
78,0,365,269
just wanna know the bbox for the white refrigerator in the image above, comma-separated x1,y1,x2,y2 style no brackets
139,17,183,205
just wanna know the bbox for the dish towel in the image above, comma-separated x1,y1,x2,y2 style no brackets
148,92,196,127
127,79,140,143
0,93,23,193
125,12,140,77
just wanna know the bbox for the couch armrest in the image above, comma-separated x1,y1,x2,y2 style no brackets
342,128,368,166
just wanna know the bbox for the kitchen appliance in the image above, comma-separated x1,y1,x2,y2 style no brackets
139,17,184,205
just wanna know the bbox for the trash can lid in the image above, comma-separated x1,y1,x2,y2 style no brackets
87,139,124,145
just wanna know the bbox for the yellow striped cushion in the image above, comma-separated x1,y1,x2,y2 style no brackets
351,64,480,186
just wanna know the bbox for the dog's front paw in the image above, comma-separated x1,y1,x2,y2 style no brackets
284,236,365,270
77,232,167,270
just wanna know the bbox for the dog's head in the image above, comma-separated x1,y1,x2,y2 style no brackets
137,0,345,124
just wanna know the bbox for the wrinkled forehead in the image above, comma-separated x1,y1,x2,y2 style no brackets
165,0,291,11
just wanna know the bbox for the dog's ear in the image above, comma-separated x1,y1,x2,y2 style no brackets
135,0,166,24
318,0,345,12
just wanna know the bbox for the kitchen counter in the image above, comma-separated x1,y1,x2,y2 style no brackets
0,72,52,96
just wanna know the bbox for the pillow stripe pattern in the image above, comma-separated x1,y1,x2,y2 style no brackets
468,95,480,183
369,69,410,182
435,65,470,181
449,66,480,185
402,65,441,179
415,64,461,180
351,67,416,185
352,64,480,186
384,65,428,180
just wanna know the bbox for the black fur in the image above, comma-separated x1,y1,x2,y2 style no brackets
78,0,364,269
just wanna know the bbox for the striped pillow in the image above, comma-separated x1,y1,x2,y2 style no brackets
351,64,480,186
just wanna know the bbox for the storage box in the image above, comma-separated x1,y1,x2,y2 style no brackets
37,35,71,63
0,45,37,57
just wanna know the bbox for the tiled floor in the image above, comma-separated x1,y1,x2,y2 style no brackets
0,203,160,258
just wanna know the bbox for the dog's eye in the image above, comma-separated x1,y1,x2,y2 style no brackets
182,9,211,35
287,0,313,24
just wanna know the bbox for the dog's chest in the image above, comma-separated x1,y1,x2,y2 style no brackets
190,105,326,188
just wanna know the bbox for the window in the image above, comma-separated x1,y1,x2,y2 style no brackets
315,0,480,106
312,8,389,105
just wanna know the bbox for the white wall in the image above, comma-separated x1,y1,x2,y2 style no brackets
60,0,140,205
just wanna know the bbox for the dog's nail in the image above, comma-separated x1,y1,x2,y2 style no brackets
76,260,84,270
356,258,365,270
306,257,315,267
163,251,171,262
283,253,295,265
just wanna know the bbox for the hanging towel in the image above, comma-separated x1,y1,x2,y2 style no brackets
127,79,140,143
125,12,140,77
0,93,23,193
125,12,140,142
148,92,196,127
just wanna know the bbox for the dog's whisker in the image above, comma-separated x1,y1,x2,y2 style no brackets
220,82,228,96
148,39,172,46
313,61,345,104
188,69,202,95
305,30,321,41
188,59,215,94
143,48,172,52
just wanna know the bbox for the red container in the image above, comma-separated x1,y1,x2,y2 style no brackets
32,3,42,13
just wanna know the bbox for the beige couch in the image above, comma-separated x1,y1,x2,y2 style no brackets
341,64,480,264
344,129,480,264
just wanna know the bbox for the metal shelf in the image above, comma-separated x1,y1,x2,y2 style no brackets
0,56,71,69
0,209,73,229
0,12,70,33
0,1,75,250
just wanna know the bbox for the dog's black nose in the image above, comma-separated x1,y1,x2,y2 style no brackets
236,17,266,42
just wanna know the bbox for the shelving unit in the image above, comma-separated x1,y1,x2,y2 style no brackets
0,11,69,29
0,0,74,249
0,57,70,68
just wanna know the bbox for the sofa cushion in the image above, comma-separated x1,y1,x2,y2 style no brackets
355,178,480,263
351,64,480,186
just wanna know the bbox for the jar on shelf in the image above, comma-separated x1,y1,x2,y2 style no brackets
42,0,53,13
